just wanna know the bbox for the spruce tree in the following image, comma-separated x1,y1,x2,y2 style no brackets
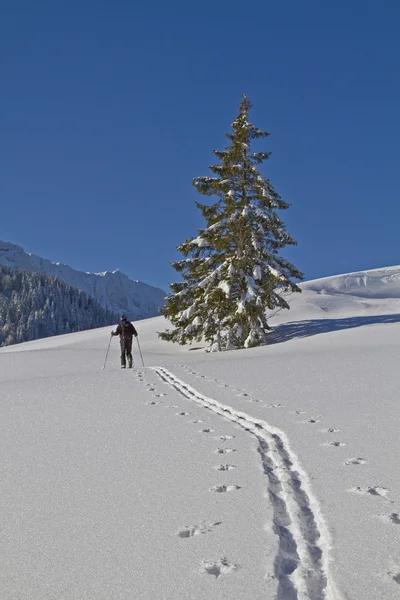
160,95,303,351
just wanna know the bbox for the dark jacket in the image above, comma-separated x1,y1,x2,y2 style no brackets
113,321,137,340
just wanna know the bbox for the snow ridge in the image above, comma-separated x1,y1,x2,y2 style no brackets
302,265,400,299
152,367,343,600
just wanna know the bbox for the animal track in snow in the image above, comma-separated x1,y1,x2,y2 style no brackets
215,435,235,441
190,419,203,424
293,410,306,415
344,457,367,465
153,367,336,599
211,484,241,493
155,393,166,397
146,401,159,405
390,513,400,524
200,557,239,578
268,403,282,408
178,521,222,538
216,464,237,471
350,485,390,499
380,512,400,525
200,428,216,433
320,428,340,433
216,448,236,454
305,418,319,424
176,411,191,416
386,569,400,584
322,441,346,447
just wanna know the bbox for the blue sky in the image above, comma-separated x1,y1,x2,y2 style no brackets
1,1,399,292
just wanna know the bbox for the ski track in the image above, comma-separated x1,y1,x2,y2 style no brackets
152,366,342,600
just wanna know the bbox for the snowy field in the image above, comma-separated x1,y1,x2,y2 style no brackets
1,266,400,600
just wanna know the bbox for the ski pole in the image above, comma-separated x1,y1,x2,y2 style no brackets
136,336,145,367
102,335,113,370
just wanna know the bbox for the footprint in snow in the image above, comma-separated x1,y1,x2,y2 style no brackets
211,484,241,493
379,512,400,525
293,410,306,415
320,427,340,433
216,464,237,471
176,411,191,416
268,403,282,408
350,485,390,499
200,557,239,578
305,418,319,424
322,441,346,447
178,521,222,538
200,428,216,433
146,401,159,405
215,435,235,441
216,448,236,454
155,393,166,397
344,457,367,465
387,570,400,584
390,513,400,525
190,419,203,424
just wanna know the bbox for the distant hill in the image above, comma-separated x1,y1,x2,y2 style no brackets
0,265,117,346
301,265,400,298
0,241,166,320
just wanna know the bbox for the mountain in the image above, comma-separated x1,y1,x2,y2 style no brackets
0,265,117,346
0,241,166,320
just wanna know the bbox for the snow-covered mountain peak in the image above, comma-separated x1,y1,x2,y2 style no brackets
0,241,166,320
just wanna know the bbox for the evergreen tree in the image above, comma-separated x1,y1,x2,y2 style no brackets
0,265,118,347
160,95,303,351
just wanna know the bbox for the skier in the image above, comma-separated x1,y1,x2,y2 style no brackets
111,314,138,368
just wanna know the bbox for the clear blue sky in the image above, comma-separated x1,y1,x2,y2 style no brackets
1,1,399,292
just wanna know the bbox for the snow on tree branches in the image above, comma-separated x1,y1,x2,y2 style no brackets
160,95,303,351
0,266,117,347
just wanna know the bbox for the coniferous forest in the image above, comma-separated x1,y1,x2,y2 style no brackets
0,265,117,347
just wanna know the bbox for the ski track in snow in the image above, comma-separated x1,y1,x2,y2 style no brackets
152,366,342,600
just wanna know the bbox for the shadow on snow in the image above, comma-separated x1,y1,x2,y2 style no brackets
268,313,400,345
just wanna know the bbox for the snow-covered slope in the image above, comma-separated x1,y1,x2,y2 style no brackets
0,241,166,320
268,264,400,326
302,265,400,298
1,265,399,600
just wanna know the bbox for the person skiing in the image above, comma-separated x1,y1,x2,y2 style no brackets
111,314,138,368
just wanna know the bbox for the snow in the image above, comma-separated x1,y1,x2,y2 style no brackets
1,264,400,599
190,236,209,248
0,241,165,320
253,265,262,280
218,280,230,295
